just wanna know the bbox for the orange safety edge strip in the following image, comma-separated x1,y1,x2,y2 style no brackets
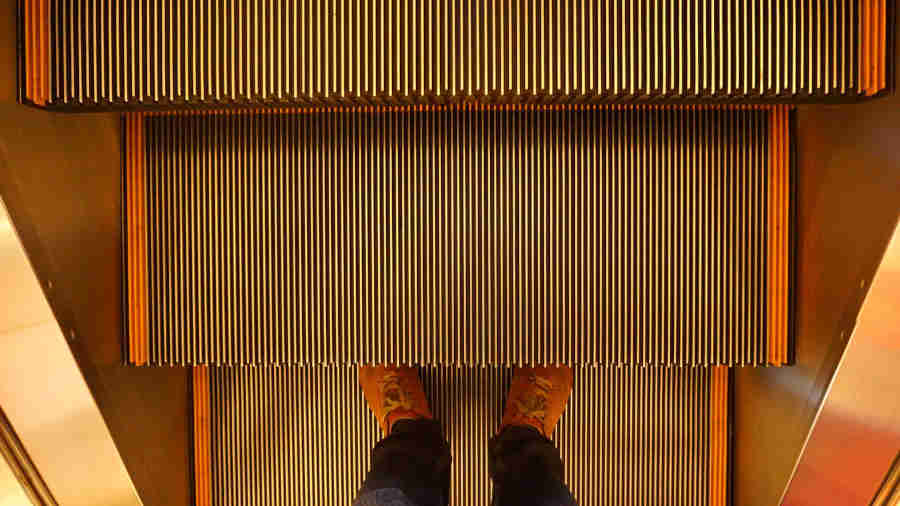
137,114,148,366
861,0,867,94
781,106,790,365
24,0,32,102
709,366,729,506
779,106,788,366
867,0,874,95
869,0,877,95
781,106,791,365
37,0,48,105
126,114,135,364
22,0,50,106
709,368,716,506
126,113,149,366
869,0,876,94
776,107,783,367
767,106,791,366
774,107,781,366
767,109,775,366
860,0,887,96
193,367,211,506
34,0,47,105
877,0,886,92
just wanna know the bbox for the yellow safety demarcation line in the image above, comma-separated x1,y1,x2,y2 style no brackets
193,367,211,506
708,366,729,506
126,113,148,365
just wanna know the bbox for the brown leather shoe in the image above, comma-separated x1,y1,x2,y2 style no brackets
359,365,434,435
500,366,574,438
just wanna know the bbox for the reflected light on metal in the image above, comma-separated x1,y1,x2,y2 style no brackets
0,199,142,506
781,221,900,505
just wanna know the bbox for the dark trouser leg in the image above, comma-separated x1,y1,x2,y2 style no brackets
489,425,577,506
353,419,452,506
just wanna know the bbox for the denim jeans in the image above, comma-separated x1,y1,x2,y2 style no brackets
353,419,577,506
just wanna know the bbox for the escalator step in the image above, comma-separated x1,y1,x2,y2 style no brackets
126,105,791,367
18,0,889,109
192,365,730,506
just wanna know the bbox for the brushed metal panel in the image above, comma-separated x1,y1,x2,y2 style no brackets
0,35,194,502
781,222,900,505
732,36,900,506
0,200,141,506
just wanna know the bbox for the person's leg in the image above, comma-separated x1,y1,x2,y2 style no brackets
489,366,578,506
354,366,451,506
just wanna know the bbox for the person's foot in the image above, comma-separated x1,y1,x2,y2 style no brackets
500,366,574,438
359,365,434,435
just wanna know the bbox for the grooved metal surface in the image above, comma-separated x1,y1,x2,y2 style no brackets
21,0,49,106
129,106,790,367
19,0,891,108
200,365,724,506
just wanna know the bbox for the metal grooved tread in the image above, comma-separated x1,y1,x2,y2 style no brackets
126,105,791,367
19,0,890,108
192,365,730,506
